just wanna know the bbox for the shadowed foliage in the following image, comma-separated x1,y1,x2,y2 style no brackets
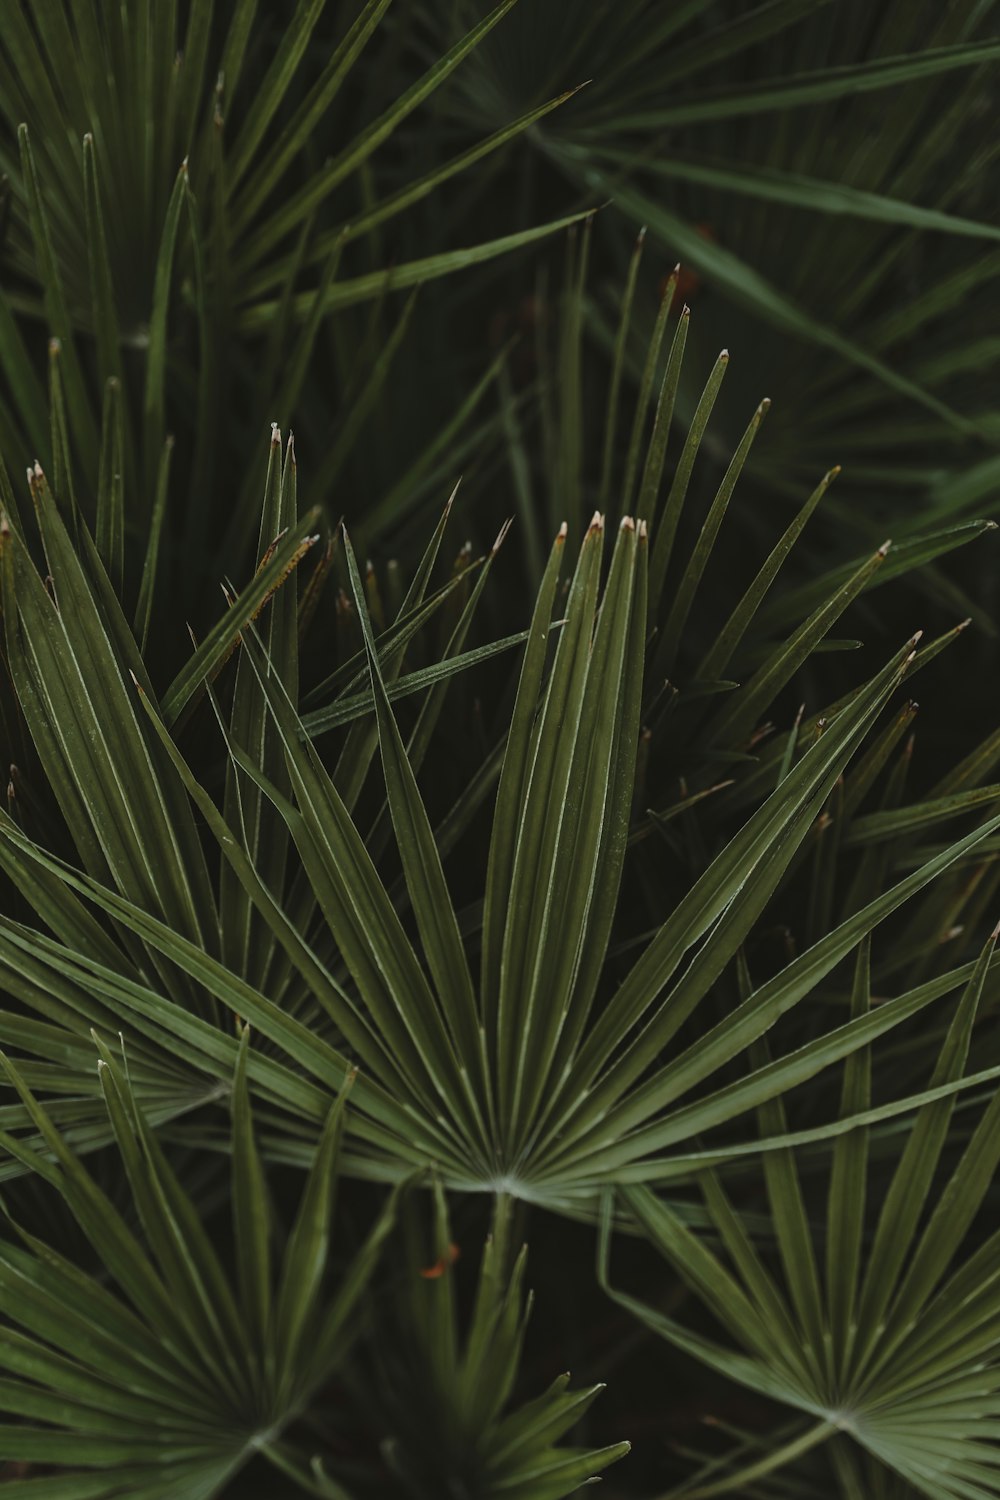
0,3,999,1497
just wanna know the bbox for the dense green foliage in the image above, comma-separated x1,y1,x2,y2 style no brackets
0,2,999,1496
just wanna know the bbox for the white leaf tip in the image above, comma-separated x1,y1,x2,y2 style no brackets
492,517,514,552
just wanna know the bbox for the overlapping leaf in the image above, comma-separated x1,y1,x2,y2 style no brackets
601,935,1000,1498
0,1042,395,1500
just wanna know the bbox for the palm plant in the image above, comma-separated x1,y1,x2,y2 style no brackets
2,3,1000,1497
0,338,998,1489
374,1189,629,1498
0,1040,395,1498
600,937,1000,1498
0,0,582,593
442,0,1000,535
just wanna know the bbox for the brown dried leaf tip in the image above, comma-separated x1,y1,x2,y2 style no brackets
419,1242,460,1280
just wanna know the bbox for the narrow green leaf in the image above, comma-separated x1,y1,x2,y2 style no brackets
95,379,126,598
82,133,123,388
232,1028,272,1365
599,226,645,512
237,212,593,329
17,125,98,473
343,528,486,1122
710,542,890,751
647,346,729,611
234,0,521,257
605,39,1000,127
160,509,319,727
697,467,835,682
825,939,871,1382
657,397,769,673
143,160,187,500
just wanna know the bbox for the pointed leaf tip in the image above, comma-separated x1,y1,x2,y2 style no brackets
493,517,514,552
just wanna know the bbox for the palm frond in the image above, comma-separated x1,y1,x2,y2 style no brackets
372,1189,628,1499
0,1040,394,1499
601,935,1000,1498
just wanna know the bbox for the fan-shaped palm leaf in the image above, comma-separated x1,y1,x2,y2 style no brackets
600,936,1000,1498
0,1037,395,1499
